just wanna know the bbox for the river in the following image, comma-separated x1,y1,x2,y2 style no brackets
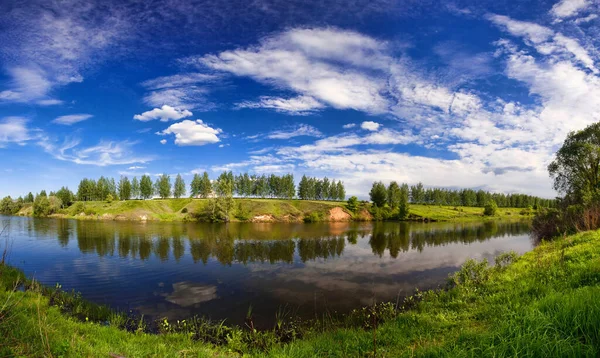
0,216,532,327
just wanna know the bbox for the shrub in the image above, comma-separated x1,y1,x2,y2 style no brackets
346,196,359,213
303,212,322,223
181,207,188,214
33,195,62,217
483,200,498,216
106,194,114,203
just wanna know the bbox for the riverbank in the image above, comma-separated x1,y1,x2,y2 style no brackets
2,228,599,356
15,198,530,223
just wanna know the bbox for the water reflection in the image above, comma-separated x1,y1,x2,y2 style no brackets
3,216,532,326
20,220,532,264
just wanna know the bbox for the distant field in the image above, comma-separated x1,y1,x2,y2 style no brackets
15,198,534,222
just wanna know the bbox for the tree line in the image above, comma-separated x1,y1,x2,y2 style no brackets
369,181,556,209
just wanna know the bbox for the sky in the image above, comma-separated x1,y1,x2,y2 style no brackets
1,0,599,199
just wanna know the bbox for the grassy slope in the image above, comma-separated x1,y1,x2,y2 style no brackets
2,229,600,356
15,198,531,222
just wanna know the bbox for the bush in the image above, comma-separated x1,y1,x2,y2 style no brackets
33,195,62,217
483,200,498,216
346,196,359,213
303,212,322,223
181,207,188,214
106,194,114,203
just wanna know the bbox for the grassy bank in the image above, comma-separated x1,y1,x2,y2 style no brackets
15,198,531,223
2,229,600,356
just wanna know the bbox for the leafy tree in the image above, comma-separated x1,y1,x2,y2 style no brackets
55,187,74,208
199,172,212,198
106,193,114,203
336,181,346,201
369,181,387,207
25,192,34,203
548,122,600,204
140,175,153,199
131,177,140,199
190,173,202,197
0,196,14,214
157,174,171,199
33,195,61,217
118,176,132,201
387,181,401,209
174,174,186,198
347,196,359,213
39,190,47,198
410,182,425,204
398,183,410,219
484,200,498,216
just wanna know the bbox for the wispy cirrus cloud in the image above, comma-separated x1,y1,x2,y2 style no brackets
267,124,323,139
236,95,324,115
52,114,93,125
0,117,35,147
41,138,154,166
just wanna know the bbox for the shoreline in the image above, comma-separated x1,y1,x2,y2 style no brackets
12,198,533,223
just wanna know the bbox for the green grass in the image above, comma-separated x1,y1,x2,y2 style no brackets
15,198,532,223
409,204,529,222
3,229,600,356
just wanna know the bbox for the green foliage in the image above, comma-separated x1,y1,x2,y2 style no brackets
548,122,600,205
298,175,345,200
198,172,212,198
173,174,186,198
105,194,114,203
117,176,132,201
156,174,171,199
140,175,153,199
131,177,140,199
303,212,322,223
346,196,359,213
483,200,498,216
369,181,387,207
0,196,22,215
33,195,62,216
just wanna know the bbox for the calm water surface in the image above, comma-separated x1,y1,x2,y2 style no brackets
1,216,532,326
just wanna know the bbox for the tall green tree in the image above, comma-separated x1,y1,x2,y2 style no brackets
140,175,153,199
157,174,171,199
199,172,212,198
387,181,401,209
173,174,186,198
55,187,74,208
548,122,600,204
398,183,410,219
131,177,140,199
190,173,202,197
118,176,132,201
25,192,34,203
369,181,387,207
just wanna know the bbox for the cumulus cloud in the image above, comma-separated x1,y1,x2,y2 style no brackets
134,105,193,122
343,123,356,129
237,95,324,115
196,28,390,114
195,22,600,198
360,121,380,131
160,139,167,145
267,124,323,139
52,114,93,125
157,119,221,146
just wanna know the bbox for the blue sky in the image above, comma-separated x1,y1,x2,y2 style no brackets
1,0,599,199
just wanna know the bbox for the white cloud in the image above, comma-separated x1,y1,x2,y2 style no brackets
52,114,93,125
237,95,324,114
361,121,380,131
574,14,598,24
550,0,591,19
41,138,154,166
128,166,146,170
267,124,323,139
198,28,390,114
140,73,217,109
157,119,221,146
0,117,33,147
343,123,356,129
0,2,130,104
488,14,554,44
133,105,193,122
160,139,167,145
